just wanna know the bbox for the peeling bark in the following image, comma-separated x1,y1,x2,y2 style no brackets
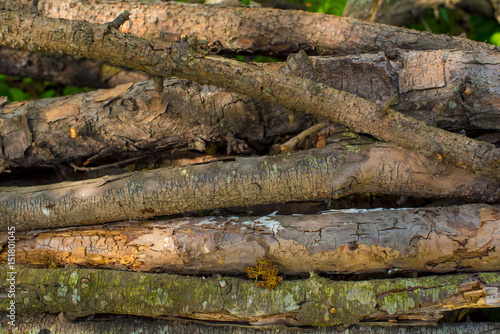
2,265,500,326
0,11,498,178
0,78,312,172
1,144,498,230
0,47,148,88
2,204,499,275
0,0,493,56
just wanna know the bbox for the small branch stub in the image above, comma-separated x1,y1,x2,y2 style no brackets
106,10,131,29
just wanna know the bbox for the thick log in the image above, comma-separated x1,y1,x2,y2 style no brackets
0,11,498,179
1,265,500,325
0,0,492,56
1,144,498,230
1,204,499,275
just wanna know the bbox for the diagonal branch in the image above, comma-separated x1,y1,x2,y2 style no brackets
0,11,498,179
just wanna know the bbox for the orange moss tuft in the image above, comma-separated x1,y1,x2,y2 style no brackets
245,257,283,290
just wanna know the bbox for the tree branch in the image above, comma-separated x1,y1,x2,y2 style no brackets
1,144,498,230
0,0,494,56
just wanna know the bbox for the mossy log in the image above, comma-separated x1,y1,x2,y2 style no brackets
2,313,500,334
1,265,500,326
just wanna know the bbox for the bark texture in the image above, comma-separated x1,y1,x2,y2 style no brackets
343,0,500,25
2,265,500,326
0,49,498,173
0,11,498,178
2,204,499,275
0,47,148,88
2,144,498,230
0,78,311,172
2,313,500,334
0,0,494,56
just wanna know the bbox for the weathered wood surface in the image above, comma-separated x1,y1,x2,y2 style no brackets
2,313,500,334
1,265,500,326
2,204,499,275
343,0,500,26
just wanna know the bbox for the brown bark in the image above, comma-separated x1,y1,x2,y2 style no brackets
0,11,497,179
3,47,498,172
2,265,500,326
0,47,148,88
0,0,494,56
3,313,500,333
1,144,498,230
0,78,312,172
2,204,499,275
343,0,500,25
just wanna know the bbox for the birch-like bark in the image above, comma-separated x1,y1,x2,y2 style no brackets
1,144,498,230
0,0,493,56
0,11,498,179
2,204,498,275
2,265,500,326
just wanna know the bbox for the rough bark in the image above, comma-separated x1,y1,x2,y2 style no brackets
2,204,499,275
2,313,500,334
0,11,498,179
0,47,148,88
0,78,313,172
2,265,500,326
343,0,500,25
1,144,498,230
0,0,494,56
2,48,498,172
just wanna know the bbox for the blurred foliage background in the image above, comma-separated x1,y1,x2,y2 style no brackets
1,0,499,102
